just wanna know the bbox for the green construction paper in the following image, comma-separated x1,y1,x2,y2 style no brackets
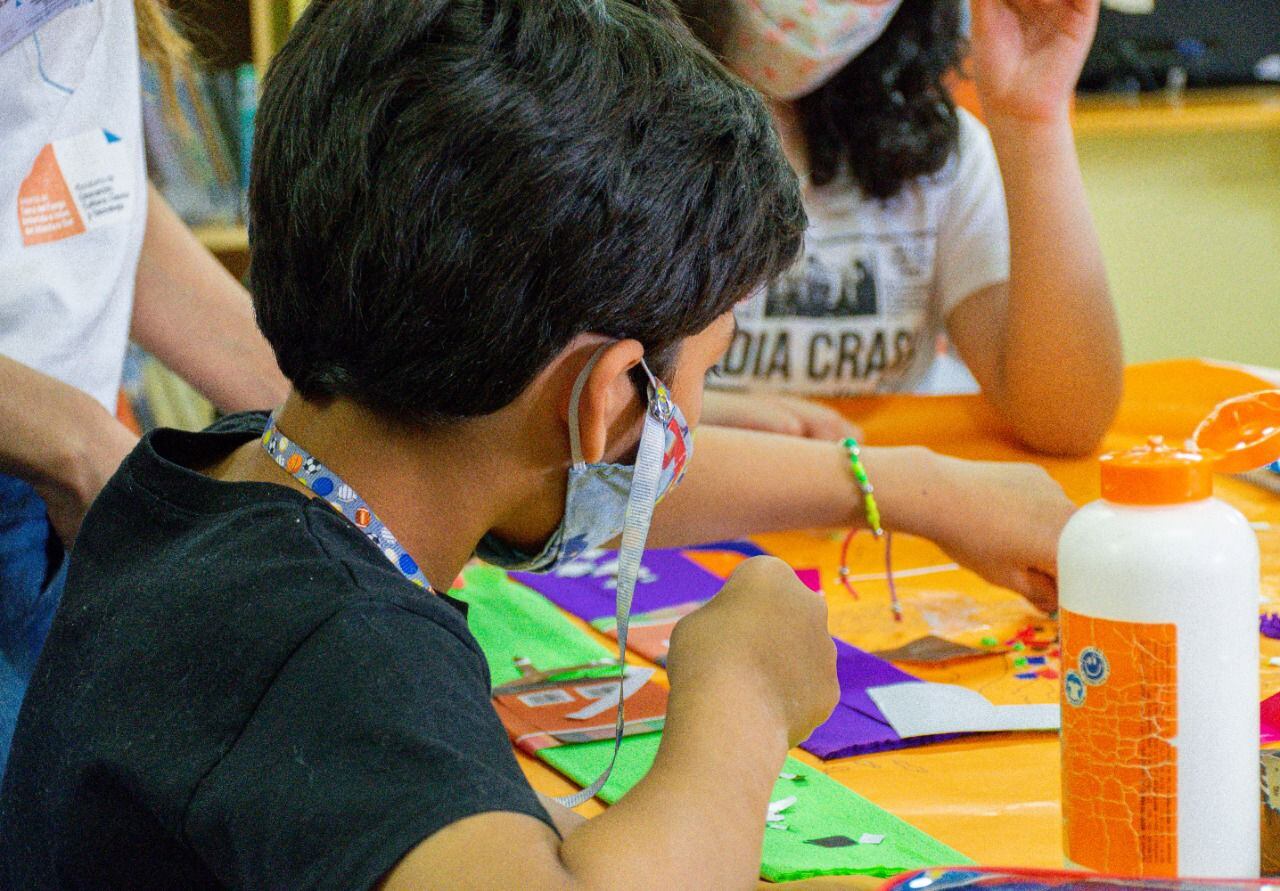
538,733,971,881
539,731,665,804
451,564,613,687
455,565,970,880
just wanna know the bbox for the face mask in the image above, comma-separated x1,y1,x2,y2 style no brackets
475,349,691,573
723,0,905,100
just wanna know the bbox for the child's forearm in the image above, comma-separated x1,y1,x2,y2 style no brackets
985,114,1123,456
647,426,945,547
556,671,789,889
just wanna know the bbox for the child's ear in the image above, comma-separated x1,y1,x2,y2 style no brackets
568,339,646,465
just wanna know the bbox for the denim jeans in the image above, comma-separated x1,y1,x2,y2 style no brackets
0,474,66,781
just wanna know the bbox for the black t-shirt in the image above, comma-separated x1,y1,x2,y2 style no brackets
0,413,553,890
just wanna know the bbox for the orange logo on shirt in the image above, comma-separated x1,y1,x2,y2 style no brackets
17,144,85,246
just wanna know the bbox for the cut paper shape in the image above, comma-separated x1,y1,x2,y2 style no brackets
450,565,614,686
451,567,670,753
800,640,956,760
859,834,885,845
1261,691,1280,744
873,635,992,663
492,664,668,754
867,682,1061,739
806,836,858,849
767,795,797,826
795,568,822,593
513,548,724,622
686,540,769,558
1263,613,1280,640
539,734,971,880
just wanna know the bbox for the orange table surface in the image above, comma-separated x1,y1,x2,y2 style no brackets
517,359,1280,872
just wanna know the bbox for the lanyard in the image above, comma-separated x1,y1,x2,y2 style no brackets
261,414,435,594
553,382,671,808
261,398,668,809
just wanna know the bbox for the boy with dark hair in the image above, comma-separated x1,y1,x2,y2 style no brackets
1,1,1073,887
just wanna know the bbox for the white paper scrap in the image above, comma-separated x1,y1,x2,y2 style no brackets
867,682,1060,738
858,834,885,845
767,795,796,819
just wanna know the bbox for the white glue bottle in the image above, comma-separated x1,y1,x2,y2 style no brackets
1059,395,1277,877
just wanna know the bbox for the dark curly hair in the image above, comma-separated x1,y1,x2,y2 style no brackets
250,0,805,422
679,0,966,200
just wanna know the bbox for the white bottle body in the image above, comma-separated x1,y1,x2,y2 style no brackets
1059,496,1259,877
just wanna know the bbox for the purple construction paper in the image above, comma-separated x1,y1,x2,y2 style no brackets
687,540,769,558
512,549,724,622
801,640,957,760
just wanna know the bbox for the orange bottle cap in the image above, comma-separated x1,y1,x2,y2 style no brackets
1192,389,1280,474
1101,436,1215,506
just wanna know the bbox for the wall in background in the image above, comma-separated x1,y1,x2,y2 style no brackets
1077,128,1280,369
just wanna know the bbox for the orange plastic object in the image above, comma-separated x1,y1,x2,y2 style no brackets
1192,390,1280,474
1100,436,1215,506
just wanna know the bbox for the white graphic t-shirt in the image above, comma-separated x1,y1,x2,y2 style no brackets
717,109,1009,396
0,0,146,411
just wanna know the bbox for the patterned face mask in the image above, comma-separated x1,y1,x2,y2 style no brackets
475,348,691,573
723,0,905,100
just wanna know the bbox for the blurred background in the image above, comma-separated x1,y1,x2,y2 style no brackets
135,0,1280,426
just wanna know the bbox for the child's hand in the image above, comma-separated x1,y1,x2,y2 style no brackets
701,390,862,441
922,456,1077,613
969,0,1100,125
667,556,839,747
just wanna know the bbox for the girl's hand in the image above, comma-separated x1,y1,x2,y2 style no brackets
969,0,1101,125
918,454,1077,613
700,389,862,441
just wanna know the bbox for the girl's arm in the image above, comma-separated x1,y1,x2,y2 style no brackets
646,426,1073,612
130,184,289,413
947,0,1122,457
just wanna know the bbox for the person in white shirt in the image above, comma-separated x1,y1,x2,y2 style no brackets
681,0,1123,457
0,0,285,776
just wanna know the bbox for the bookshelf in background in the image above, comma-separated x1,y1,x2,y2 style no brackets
164,0,304,264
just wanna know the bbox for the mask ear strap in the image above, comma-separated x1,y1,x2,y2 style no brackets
567,346,611,469
553,393,667,809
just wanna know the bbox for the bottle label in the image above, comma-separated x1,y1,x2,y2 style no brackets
1061,610,1178,876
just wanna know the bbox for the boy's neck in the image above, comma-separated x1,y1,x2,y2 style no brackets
210,394,522,591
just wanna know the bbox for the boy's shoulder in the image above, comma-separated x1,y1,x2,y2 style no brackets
110,413,466,613
70,410,484,670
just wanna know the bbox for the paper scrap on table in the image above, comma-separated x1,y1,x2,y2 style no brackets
801,640,958,760
491,664,669,754
794,568,822,593
1262,691,1280,744
867,682,1060,739
873,635,993,663
512,548,725,622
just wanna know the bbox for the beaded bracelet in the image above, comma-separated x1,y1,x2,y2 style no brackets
841,437,882,537
837,438,902,622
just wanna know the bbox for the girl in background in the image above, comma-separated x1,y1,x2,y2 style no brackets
683,0,1123,456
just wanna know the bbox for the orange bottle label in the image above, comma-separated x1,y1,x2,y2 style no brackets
1061,610,1178,876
